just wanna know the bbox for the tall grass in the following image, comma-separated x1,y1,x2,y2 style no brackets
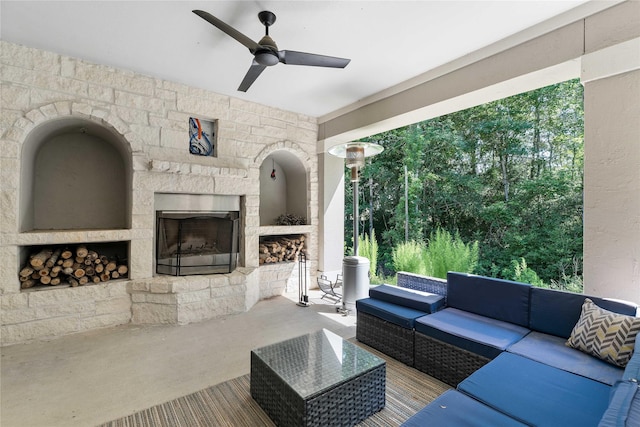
358,230,379,277
392,229,479,279
392,240,427,275
424,229,479,279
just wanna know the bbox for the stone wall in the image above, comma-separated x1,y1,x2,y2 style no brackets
0,41,319,345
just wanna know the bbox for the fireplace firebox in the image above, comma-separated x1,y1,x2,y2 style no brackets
156,211,240,276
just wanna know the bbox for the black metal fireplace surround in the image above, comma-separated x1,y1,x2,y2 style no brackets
156,211,240,276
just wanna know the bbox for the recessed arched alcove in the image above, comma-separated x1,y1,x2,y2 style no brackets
259,151,308,226
20,117,132,231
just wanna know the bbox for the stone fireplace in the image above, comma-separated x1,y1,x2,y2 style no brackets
155,194,241,276
1,41,319,346
156,212,239,276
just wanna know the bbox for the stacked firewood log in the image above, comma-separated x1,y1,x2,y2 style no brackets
19,245,128,289
259,235,306,264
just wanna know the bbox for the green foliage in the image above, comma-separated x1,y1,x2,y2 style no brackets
389,229,478,280
502,258,545,287
392,241,427,275
358,230,379,277
370,272,396,285
424,229,479,279
550,257,584,293
345,79,584,285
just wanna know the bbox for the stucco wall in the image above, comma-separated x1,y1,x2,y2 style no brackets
583,68,640,302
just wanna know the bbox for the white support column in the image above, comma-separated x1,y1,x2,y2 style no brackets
582,37,640,303
318,152,345,279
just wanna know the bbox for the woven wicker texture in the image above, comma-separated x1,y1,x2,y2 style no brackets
356,311,415,366
251,329,386,426
414,332,491,387
397,272,448,304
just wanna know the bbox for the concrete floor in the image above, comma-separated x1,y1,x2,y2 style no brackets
1,290,355,427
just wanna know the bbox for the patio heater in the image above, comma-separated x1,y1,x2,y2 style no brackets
328,142,383,314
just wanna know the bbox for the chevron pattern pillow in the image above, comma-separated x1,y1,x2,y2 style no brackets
566,298,640,367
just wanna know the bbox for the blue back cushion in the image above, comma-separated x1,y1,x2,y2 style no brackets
447,272,531,327
369,284,445,313
529,287,638,338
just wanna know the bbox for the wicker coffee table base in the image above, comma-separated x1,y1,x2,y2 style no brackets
251,351,386,427
414,332,491,387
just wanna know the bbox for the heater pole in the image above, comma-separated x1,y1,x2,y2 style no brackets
353,174,359,256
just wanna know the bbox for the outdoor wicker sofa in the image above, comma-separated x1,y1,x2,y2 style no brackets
355,278,445,365
355,271,640,426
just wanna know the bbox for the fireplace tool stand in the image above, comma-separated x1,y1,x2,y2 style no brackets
297,251,310,307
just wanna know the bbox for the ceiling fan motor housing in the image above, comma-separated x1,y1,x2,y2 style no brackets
255,35,279,66
255,49,279,66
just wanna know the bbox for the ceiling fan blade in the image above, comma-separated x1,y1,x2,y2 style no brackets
238,61,267,92
278,51,350,68
193,10,260,52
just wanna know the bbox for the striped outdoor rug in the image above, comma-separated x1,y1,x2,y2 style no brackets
100,342,450,427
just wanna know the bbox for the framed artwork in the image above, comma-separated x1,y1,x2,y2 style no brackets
189,117,217,157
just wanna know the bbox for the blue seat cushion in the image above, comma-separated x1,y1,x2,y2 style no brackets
415,308,530,359
529,287,638,338
369,284,444,313
447,272,531,327
401,390,527,427
459,352,612,427
508,331,623,386
598,380,640,427
356,298,428,329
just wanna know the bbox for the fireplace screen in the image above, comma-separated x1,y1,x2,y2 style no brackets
156,211,239,276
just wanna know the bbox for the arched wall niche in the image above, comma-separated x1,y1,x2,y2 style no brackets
258,148,309,226
20,116,132,232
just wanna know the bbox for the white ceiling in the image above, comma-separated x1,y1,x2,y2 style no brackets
1,1,610,118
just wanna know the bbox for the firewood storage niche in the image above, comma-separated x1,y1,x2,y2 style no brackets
17,118,133,293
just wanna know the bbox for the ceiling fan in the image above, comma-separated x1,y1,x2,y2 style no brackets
193,9,351,92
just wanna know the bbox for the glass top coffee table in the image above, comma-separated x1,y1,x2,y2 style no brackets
250,329,386,427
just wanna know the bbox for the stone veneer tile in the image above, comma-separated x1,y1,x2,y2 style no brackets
77,312,130,332
95,297,131,315
35,300,96,319
172,277,210,293
209,275,230,288
176,289,211,304
28,285,110,306
1,85,31,110
1,306,38,324
2,317,80,344
0,292,28,309
211,284,245,299
132,303,177,324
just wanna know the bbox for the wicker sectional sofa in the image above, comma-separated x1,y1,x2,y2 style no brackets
355,271,640,427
